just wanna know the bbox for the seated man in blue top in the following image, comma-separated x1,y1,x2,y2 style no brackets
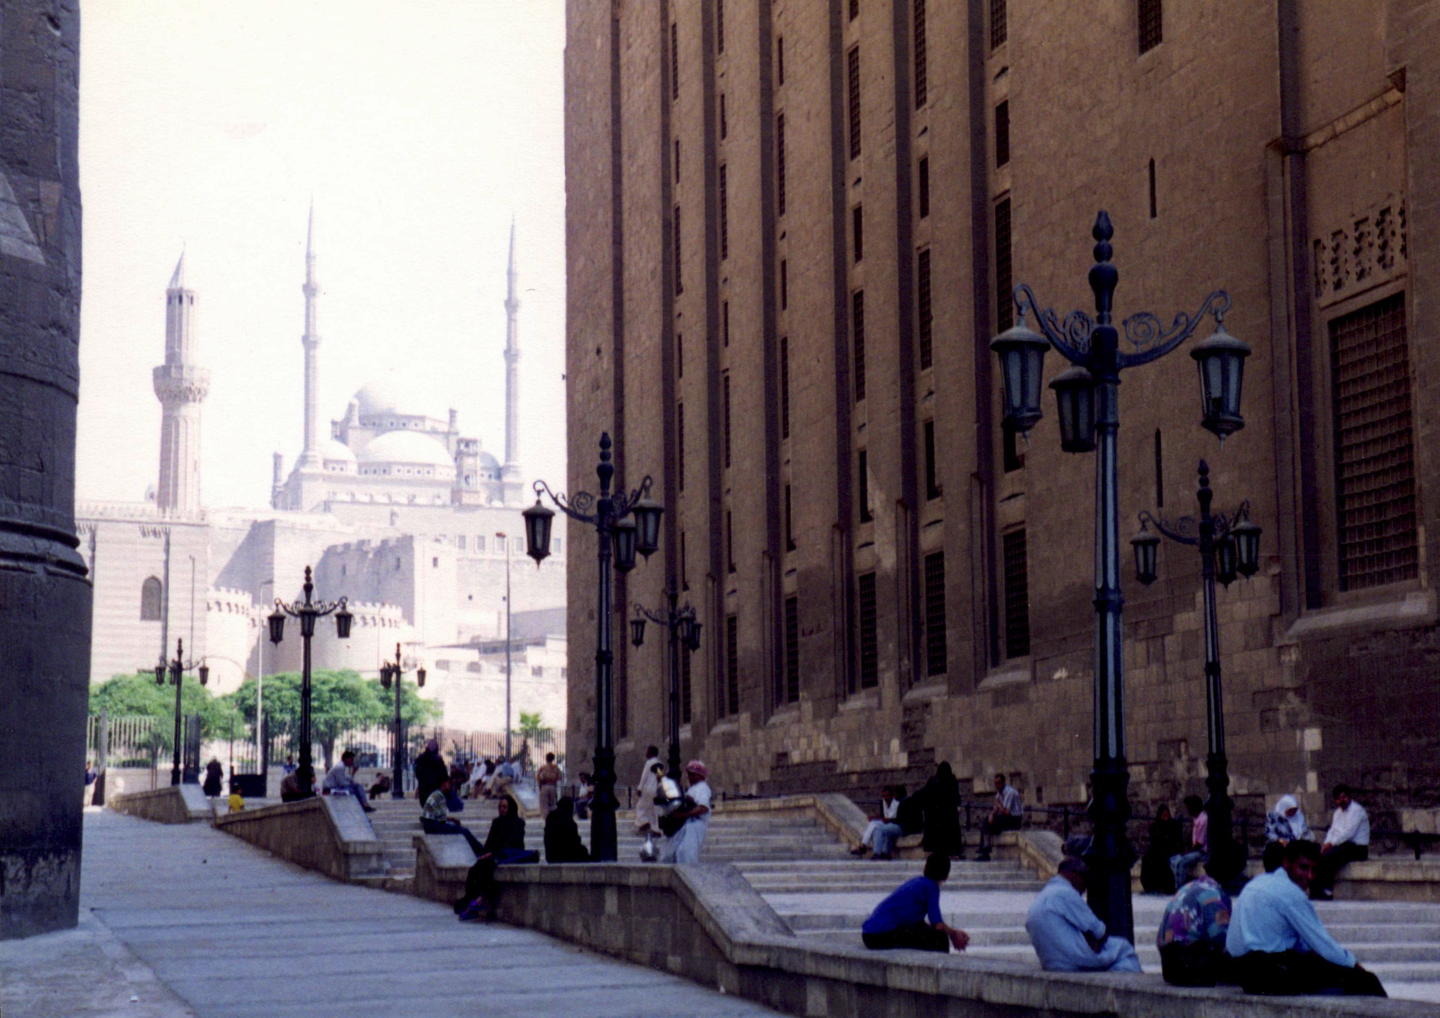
861,853,970,953
1226,839,1385,996
1026,856,1142,972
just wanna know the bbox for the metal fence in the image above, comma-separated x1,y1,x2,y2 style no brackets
86,714,165,768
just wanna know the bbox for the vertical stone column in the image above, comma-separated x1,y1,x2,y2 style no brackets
0,0,91,939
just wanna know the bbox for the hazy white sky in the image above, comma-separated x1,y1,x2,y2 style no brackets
77,0,568,508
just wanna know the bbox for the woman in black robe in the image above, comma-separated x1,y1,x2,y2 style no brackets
920,761,964,858
455,794,528,917
544,796,591,863
413,739,448,804
1140,803,1183,894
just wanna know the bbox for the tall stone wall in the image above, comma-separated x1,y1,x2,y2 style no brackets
0,0,89,939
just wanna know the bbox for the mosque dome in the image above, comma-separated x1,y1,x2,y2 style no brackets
358,430,455,468
353,377,449,422
321,439,357,472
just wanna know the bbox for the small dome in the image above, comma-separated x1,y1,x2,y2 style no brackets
474,450,500,470
358,430,455,468
322,438,357,463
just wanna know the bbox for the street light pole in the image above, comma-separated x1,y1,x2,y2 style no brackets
1132,460,1261,881
257,577,274,778
991,211,1249,941
381,642,425,800
522,432,663,861
497,531,513,764
267,566,352,798
153,638,208,787
630,588,701,780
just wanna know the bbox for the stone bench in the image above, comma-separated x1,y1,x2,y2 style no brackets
109,784,212,824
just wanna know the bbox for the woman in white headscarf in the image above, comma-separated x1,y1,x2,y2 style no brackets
1265,793,1311,844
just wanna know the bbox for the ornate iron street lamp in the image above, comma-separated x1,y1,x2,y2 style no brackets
153,637,209,787
991,211,1249,941
380,642,425,800
523,432,662,861
267,566,352,797
630,589,701,779
1131,460,1261,881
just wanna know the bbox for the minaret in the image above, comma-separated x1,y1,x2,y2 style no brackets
503,219,520,477
153,253,210,515
297,204,322,468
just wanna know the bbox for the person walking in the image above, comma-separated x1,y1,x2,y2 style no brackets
413,739,447,805
536,752,563,818
202,759,224,798
664,760,712,864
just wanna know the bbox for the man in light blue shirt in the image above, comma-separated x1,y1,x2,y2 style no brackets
1226,840,1384,996
1025,857,1142,972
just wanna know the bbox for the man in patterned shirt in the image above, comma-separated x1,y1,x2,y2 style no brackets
1157,857,1233,986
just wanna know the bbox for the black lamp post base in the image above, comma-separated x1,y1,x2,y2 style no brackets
1085,756,1136,943
1204,751,1240,885
591,745,619,862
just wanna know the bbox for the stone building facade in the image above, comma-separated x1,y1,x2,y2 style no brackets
563,0,1440,820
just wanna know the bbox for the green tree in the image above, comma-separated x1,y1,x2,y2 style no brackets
89,671,241,741
224,670,439,770
516,711,550,741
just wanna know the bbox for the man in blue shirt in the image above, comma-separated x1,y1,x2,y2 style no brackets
1226,839,1385,996
861,853,970,952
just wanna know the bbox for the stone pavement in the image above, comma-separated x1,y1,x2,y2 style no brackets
0,809,782,1018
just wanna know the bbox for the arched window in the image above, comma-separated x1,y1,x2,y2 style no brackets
140,577,163,620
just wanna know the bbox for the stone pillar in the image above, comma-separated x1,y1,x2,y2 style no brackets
0,0,90,939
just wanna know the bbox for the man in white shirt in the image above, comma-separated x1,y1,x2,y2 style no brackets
977,773,1024,861
1313,784,1369,900
323,751,376,813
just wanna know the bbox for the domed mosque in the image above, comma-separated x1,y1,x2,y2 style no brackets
77,212,568,751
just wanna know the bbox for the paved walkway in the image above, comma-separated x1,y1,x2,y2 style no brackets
0,809,782,1018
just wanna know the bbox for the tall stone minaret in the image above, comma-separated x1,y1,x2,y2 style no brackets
503,219,520,478
153,253,210,515
297,204,322,469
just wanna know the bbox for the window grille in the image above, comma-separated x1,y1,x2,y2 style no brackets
780,337,791,438
783,596,800,703
990,0,1007,48
913,0,927,108
858,572,878,688
917,247,933,369
923,419,940,499
1002,528,1030,658
140,577,163,621
995,101,1010,167
1138,0,1162,53
724,613,740,715
858,448,872,523
776,114,786,216
852,204,864,263
719,164,728,260
847,47,861,159
924,551,947,676
852,290,866,401
722,373,732,468
995,197,1012,331
671,22,679,99
918,157,930,218
1330,294,1418,590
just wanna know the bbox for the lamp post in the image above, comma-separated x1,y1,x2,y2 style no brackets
267,566,353,798
257,578,274,780
497,531,513,764
380,641,425,800
153,637,209,787
630,590,701,780
1131,460,1260,879
991,211,1249,941
522,432,663,861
